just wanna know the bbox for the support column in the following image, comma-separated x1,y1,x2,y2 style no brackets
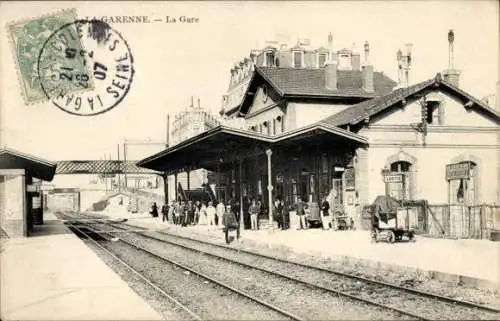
239,158,244,227
174,173,178,201
187,170,191,191
163,174,168,205
266,149,273,224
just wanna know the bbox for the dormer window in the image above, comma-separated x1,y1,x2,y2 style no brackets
318,53,328,68
265,51,275,67
293,51,303,68
338,53,351,70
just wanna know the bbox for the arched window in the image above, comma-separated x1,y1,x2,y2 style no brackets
386,161,412,200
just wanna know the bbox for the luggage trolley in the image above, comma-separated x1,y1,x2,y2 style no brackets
371,195,415,243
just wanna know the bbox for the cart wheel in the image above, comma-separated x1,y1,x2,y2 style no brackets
387,230,396,243
409,232,416,242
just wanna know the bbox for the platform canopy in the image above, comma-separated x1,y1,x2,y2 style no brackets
137,126,274,174
137,124,367,174
0,148,57,181
273,123,368,148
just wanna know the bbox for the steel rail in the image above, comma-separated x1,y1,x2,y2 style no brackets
86,223,305,321
106,223,429,321
117,222,499,315
63,222,203,321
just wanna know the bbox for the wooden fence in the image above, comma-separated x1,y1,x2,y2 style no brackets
426,204,500,240
361,202,500,240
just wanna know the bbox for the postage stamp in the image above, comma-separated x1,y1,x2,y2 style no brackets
7,9,83,105
37,19,135,116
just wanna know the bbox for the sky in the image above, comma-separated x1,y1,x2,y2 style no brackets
1,0,498,161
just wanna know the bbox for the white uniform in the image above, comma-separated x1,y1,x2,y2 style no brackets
206,205,216,227
216,202,225,226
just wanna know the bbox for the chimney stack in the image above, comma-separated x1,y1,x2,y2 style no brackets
363,41,370,65
325,59,338,90
362,41,374,92
395,44,412,88
443,29,461,87
328,32,337,61
351,43,361,71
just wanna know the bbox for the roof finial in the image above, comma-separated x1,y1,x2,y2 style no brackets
448,29,455,69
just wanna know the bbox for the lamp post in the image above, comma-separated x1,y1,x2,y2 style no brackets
266,148,273,225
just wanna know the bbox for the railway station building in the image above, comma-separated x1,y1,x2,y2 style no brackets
0,148,56,237
138,33,500,235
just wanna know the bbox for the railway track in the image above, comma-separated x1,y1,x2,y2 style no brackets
64,218,302,320
65,222,203,320
104,221,500,321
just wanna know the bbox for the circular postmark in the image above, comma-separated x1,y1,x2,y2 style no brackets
37,19,134,116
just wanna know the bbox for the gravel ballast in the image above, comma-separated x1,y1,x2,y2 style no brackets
153,225,500,310
136,230,500,321
82,239,196,320
113,231,414,320
99,239,291,320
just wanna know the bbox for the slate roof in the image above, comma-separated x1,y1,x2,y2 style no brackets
257,67,397,98
320,74,500,127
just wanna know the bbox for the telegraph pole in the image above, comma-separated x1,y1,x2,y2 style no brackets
123,141,128,189
164,114,170,204
117,144,121,191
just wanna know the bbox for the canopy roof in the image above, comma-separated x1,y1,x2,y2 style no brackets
137,124,367,173
0,148,57,181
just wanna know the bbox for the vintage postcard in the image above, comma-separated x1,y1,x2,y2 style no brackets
1,1,499,320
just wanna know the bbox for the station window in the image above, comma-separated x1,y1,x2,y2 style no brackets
425,101,442,124
385,161,412,201
447,161,477,204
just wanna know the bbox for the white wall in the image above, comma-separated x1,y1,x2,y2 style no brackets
374,91,495,127
358,88,499,204
364,146,498,204
292,102,351,128
0,171,25,237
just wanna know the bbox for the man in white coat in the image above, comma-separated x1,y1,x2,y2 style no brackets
206,201,216,229
216,200,225,227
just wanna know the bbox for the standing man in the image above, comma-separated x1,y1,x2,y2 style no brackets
295,198,307,230
321,195,331,230
249,199,260,231
206,201,216,228
186,200,195,225
178,201,186,226
216,200,225,227
222,204,240,244
161,203,169,223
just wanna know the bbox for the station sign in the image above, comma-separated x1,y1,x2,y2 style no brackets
446,162,470,180
40,184,55,191
26,184,40,193
384,174,403,183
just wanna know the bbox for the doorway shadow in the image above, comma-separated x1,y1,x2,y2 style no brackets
29,220,72,237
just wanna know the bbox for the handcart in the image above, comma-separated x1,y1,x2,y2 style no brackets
371,195,415,243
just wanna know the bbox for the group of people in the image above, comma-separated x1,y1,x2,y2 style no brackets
150,199,241,229
149,194,350,233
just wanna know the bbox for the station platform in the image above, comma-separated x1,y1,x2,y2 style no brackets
116,213,500,290
0,213,163,321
